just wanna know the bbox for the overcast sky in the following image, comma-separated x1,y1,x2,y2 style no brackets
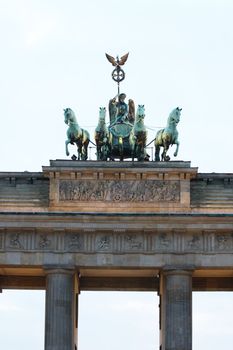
0,0,233,349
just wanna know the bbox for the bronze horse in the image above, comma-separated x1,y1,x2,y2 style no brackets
64,108,90,160
130,105,148,161
154,107,182,161
94,107,109,161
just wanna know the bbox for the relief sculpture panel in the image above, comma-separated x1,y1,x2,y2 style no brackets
65,233,84,251
59,180,180,202
125,234,143,250
2,229,233,254
96,235,112,251
8,233,24,249
215,234,233,251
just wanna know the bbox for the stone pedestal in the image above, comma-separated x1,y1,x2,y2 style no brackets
160,269,192,350
44,267,77,350
43,160,197,213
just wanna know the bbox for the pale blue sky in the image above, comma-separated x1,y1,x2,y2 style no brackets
0,1,233,349
1,0,233,171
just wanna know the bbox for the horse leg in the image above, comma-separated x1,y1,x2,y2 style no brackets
137,144,144,161
101,143,108,161
173,140,180,157
76,143,82,160
80,145,85,160
131,139,136,162
155,145,160,161
163,142,170,161
65,139,70,156
82,145,88,160
81,139,89,161
131,147,135,162
134,143,140,161
96,144,100,160
95,140,99,160
161,148,165,161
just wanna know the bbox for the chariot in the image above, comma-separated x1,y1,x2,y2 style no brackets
95,103,148,162
108,121,133,161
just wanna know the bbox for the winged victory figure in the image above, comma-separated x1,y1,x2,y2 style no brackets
105,53,129,66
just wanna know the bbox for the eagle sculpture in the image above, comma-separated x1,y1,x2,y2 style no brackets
105,52,129,66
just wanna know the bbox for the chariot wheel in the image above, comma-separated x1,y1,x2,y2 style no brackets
112,67,125,83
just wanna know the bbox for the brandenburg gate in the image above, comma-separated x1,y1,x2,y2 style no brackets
0,160,233,350
1,53,233,349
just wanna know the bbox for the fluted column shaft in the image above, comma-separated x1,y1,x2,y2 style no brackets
44,268,75,350
160,269,192,350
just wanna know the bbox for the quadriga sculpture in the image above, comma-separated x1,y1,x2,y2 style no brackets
154,107,182,161
64,108,90,160
130,105,148,161
94,107,109,161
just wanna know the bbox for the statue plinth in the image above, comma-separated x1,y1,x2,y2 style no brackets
43,160,198,213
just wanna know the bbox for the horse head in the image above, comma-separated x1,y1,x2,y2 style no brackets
136,105,145,122
64,108,76,125
168,107,182,126
98,107,106,124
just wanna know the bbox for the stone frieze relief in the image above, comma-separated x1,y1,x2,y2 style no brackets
1,230,233,254
59,180,180,202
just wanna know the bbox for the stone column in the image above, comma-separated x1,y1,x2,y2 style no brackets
44,267,78,350
159,269,193,350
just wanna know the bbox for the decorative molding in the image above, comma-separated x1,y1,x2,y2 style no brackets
0,229,5,249
0,229,233,254
59,180,180,202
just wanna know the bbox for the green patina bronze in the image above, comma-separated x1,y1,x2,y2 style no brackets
94,107,109,161
64,108,90,160
94,102,148,162
130,105,148,161
154,107,182,161
63,53,182,162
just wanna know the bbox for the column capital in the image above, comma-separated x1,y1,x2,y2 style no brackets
43,264,76,275
162,265,195,275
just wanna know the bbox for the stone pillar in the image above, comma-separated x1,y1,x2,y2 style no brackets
159,269,193,350
44,267,78,350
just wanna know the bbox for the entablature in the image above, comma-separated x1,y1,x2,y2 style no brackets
1,160,233,214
